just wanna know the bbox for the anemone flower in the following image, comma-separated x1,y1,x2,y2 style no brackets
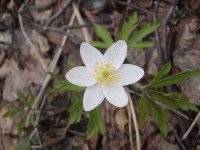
66,40,144,111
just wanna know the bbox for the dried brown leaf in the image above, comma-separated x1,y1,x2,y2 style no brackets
114,108,128,133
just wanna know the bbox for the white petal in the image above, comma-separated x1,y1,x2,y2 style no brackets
83,83,105,111
104,40,127,69
102,82,128,107
116,64,144,86
80,42,104,73
66,66,96,87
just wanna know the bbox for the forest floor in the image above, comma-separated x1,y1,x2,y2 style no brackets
0,0,200,150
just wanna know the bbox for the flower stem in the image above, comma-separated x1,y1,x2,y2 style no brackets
132,83,144,90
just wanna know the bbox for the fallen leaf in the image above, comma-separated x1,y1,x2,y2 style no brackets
173,18,200,105
7,0,14,10
32,31,50,55
114,108,128,133
2,59,30,102
0,105,14,134
0,31,12,50
35,0,57,11
31,9,52,25
3,135,18,150
147,48,158,76
191,0,200,10
156,137,180,150
127,47,146,68
135,0,153,8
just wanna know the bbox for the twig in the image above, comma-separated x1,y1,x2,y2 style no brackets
46,27,83,44
182,111,200,140
162,0,176,63
30,128,43,149
43,125,69,148
32,11,76,110
0,127,5,150
168,122,187,150
152,0,163,70
18,14,48,72
62,20,111,30
68,129,85,136
115,0,153,16
126,88,141,150
45,0,74,27
72,3,92,42
127,104,134,150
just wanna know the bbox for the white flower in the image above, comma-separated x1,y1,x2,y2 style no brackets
66,40,144,111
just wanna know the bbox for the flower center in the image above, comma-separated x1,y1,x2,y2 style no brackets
102,71,109,78
93,61,120,90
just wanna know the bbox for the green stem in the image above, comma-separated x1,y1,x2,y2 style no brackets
132,83,144,90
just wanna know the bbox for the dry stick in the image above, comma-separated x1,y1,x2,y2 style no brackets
18,14,48,72
0,127,5,150
168,122,187,150
32,12,76,110
115,0,153,16
182,111,200,140
152,0,163,70
30,128,43,149
62,20,111,30
43,125,69,148
125,0,132,14
45,0,74,27
46,27,83,44
127,105,134,150
126,88,141,150
30,94,48,148
72,3,92,42
162,0,176,63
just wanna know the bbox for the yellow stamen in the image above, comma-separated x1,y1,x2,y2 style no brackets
93,61,120,88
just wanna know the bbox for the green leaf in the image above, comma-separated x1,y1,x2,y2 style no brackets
139,91,148,125
90,41,110,48
128,41,155,48
16,136,30,150
70,91,78,103
128,12,138,26
93,23,114,45
147,89,177,109
147,96,168,137
68,60,76,68
160,92,186,98
49,72,62,81
50,80,86,93
3,109,24,119
128,22,161,44
29,114,36,128
87,107,105,139
17,90,29,106
147,90,198,112
148,69,200,87
145,62,171,87
120,12,138,41
119,22,128,41
29,95,36,108
18,115,28,133
68,98,84,125
56,81,86,92
177,101,198,112
87,125,97,140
